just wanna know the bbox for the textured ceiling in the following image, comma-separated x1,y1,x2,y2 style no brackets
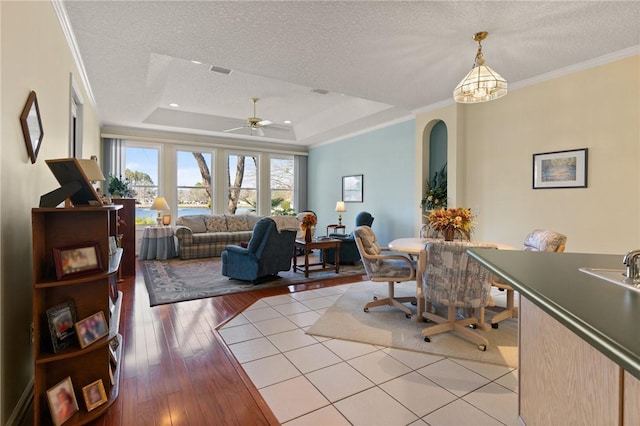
61,1,640,147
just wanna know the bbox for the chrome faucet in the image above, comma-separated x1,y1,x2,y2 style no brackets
622,249,640,280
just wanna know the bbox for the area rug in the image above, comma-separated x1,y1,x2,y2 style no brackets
140,255,365,306
307,281,518,368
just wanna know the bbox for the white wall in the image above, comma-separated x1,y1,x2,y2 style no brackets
417,55,640,254
0,1,101,422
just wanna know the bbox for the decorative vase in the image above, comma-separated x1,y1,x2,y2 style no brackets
304,227,312,242
443,226,455,242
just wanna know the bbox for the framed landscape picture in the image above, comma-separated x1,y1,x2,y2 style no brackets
342,174,363,202
533,148,588,189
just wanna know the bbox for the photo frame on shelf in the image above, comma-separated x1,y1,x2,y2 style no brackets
108,236,118,256
20,90,44,164
53,242,103,280
533,148,588,189
75,311,108,349
342,174,363,202
162,214,172,226
46,376,78,426
82,379,107,412
46,301,77,353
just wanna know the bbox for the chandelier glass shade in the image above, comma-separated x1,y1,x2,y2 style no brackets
453,31,508,104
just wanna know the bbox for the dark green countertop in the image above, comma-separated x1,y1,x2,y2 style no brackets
468,249,640,380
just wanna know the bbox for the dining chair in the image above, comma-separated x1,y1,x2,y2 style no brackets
421,241,497,351
490,229,567,328
353,226,417,318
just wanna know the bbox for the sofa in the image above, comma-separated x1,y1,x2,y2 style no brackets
174,214,263,259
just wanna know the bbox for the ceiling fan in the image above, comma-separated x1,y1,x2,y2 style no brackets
224,97,273,136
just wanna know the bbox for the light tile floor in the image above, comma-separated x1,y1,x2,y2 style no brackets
219,284,519,425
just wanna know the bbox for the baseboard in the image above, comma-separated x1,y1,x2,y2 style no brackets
6,377,33,426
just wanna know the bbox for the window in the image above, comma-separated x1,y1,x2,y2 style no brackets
177,150,213,217
124,145,159,225
227,153,258,215
270,156,295,215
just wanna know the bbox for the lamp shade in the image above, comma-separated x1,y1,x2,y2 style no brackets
77,158,105,182
150,196,170,211
335,201,346,212
453,64,508,103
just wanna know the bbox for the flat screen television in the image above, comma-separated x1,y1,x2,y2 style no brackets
40,158,103,208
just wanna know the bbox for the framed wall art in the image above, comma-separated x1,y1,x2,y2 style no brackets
342,174,363,202
533,148,588,189
20,90,44,164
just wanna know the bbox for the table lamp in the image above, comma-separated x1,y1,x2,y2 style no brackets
335,201,346,226
150,196,170,225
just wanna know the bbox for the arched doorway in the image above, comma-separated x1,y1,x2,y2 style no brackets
421,120,448,212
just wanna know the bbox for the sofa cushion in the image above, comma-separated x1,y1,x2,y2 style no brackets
246,215,262,230
225,215,249,232
205,215,227,232
178,215,207,233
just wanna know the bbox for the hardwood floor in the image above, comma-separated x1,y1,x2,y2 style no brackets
86,259,365,426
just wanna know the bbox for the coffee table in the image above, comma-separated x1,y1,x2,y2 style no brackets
293,238,341,278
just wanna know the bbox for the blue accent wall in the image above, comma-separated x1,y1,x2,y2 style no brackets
308,119,416,245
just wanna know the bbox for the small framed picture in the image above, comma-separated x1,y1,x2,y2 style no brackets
342,174,363,202
75,311,108,349
82,379,107,412
533,148,588,189
162,214,172,226
108,236,118,256
53,242,103,280
46,301,77,353
46,376,78,426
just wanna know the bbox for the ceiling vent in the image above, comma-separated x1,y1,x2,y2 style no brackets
311,88,329,95
209,65,233,75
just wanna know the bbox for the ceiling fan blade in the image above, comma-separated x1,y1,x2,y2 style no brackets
254,127,265,137
257,119,272,127
223,126,247,133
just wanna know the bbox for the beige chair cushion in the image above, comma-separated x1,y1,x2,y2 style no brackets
357,226,381,255
524,229,567,252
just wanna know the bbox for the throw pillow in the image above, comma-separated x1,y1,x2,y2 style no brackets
178,216,207,233
205,215,227,232
225,215,248,232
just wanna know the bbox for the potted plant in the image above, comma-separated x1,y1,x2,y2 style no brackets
107,174,135,198
420,164,447,212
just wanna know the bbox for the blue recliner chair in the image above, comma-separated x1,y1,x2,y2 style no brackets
221,217,297,283
323,211,374,265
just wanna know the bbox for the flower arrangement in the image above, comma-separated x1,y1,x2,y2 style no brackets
420,164,447,212
300,213,317,230
427,207,475,240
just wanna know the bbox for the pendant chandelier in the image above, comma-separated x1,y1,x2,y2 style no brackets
453,31,508,104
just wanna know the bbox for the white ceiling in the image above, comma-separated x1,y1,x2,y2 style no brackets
61,1,640,147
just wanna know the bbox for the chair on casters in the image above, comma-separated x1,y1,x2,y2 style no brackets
490,229,567,329
421,241,498,351
353,225,416,318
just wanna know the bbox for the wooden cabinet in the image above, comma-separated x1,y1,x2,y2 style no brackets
112,198,135,277
32,206,123,425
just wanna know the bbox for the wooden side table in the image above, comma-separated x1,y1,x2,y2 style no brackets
293,238,341,278
326,224,346,236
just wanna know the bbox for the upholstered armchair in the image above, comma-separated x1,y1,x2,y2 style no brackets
421,241,498,351
221,217,297,283
353,225,416,318
490,229,567,328
322,212,374,265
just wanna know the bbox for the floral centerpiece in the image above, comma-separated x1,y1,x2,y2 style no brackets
300,213,317,242
420,164,447,212
427,207,475,241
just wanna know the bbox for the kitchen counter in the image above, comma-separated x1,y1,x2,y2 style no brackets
468,249,640,380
